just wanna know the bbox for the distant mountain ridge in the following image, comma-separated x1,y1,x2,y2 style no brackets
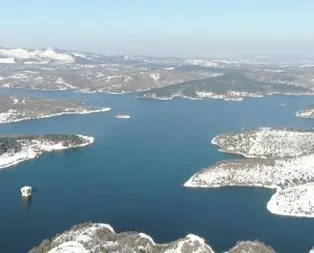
1,46,314,97
138,71,313,101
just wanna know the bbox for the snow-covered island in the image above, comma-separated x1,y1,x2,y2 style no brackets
115,114,131,119
0,134,94,169
28,222,277,253
0,93,110,124
185,128,314,217
296,106,314,118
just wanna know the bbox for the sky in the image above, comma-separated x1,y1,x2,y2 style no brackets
1,0,313,57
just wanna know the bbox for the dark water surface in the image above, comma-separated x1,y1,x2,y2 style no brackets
0,89,314,253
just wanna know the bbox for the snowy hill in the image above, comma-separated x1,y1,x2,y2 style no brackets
0,47,75,64
28,223,277,253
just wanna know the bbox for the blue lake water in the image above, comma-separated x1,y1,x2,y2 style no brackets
0,89,314,253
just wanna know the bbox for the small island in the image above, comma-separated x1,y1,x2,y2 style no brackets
115,114,131,119
29,222,277,253
0,134,94,169
296,106,314,119
185,128,314,217
0,93,111,124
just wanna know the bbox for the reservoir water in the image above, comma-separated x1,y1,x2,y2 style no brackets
0,88,314,253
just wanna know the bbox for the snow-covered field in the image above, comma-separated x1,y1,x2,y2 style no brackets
185,128,314,217
29,223,277,253
0,135,94,169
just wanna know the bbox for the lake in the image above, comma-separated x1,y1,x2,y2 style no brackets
0,88,314,253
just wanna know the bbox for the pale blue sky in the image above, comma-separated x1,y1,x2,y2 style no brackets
1,0,313,56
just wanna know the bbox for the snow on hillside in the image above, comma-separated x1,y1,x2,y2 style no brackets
38,49,74,63
0,57,15,64
150,72,161,82
29,223,214,253
70,51,92,60
211,128,314,158
185,128,314,217
267,182,314,217
0,48,35,59
301,64,314,68
0,48,74,63
29,223,277,253
184,59,218,67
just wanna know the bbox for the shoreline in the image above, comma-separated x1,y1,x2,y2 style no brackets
184,174,314,218
137,92,314,102
0,86,137,95
266,182,314,218
0,135,95,170
0,107,111,124
210,135,269,159
184,177,280,191
266,197,314,218
185,128,314,218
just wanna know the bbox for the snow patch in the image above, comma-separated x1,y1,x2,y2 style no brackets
301,64,314,68
55,78,77,90
0,48,36,59
48,241,88,253
0,57,15,64
184,59,218,67
139,233,155,244
150,72,161,82
0,47,74,63
38,49,74,63
97,224,115,233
